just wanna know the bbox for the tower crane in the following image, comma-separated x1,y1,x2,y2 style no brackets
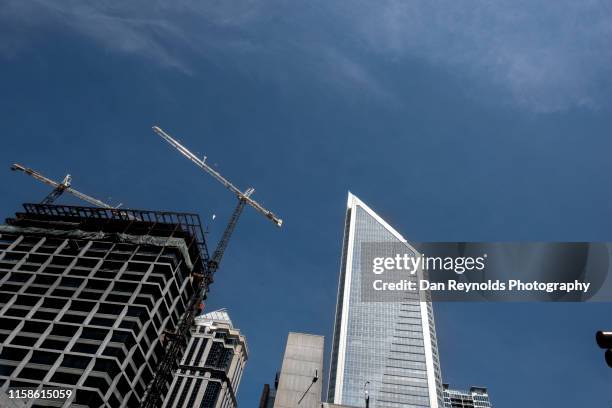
140,127,282,408
152,126,282,227
11,163,114,208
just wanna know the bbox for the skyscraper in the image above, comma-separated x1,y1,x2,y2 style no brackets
443,384,492,408
0,203,207,407
162,309,247,408
328,193,444,408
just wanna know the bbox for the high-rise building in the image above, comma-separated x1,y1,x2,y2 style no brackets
258,376,277,408
327,193,444,408
442,384,492,408
162,308,247,408
0,203,208,407
259,332,324,408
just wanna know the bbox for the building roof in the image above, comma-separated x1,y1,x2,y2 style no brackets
6,203,209,274
197,308,233,327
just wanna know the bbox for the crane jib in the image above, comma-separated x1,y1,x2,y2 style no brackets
152,126,283,227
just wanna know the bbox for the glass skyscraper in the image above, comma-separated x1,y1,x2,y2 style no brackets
327,193,443,408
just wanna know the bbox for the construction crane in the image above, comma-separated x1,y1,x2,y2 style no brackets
11,163,114,208
140,193,253,408
140,127,282,408
152,126,282,227
207,187,254,271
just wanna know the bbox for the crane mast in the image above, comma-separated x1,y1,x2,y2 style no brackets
207,187,254,272
140,127,282,408
140,193,251,408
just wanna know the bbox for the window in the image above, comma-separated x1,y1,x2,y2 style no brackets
15,295,38,306
0,347,28,361
81,327,107,341
59,277,83,288
50,256,73,266
22,321,49,334
102,346,126,360
84,376,110,394
30,351,60,366
5,308,29,318
32,312,57,322
90,317,115,327
71,343,100,354
2,252,25,262
93,359,120,378
11,336,37,347
8,272,31,283
17,367,47,380
50,324,78,337
40,339,68,351
74,389,104,408
0,364,15,376
98,303,125,316
61,354,91,369
25,286,48,295
200,381,221,408
71,300,94,312
187,379,203,407
205,342,233,370
177,378,194,406
60,314,86,324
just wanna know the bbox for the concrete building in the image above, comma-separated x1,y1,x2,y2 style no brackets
443,384,492,408
0,390,26,407
259,332,324,408
0,203,208,407
162,309,247,408
328,193,444,408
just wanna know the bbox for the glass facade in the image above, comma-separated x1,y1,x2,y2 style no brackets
328,193,443,408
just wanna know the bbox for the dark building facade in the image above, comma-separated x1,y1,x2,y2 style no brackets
0,203,208,407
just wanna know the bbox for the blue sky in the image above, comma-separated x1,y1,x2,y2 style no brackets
1,1,612,406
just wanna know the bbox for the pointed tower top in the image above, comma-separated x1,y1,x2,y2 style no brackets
346,191,407,243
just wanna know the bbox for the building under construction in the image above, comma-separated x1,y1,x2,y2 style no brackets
0,203,210,407
2,126,282,407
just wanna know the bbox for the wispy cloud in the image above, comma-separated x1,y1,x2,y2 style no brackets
1,0,611,112
0,1,195,71
342,0,612,112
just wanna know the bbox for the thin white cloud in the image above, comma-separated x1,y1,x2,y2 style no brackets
342,0,612,111
0,1,193,71
1,0,611,112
